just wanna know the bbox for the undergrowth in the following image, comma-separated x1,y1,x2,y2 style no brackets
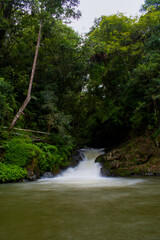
0,135,74,183
0,162,27,182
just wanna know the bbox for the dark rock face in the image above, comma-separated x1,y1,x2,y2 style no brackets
69,150,84,168
96,133,160,177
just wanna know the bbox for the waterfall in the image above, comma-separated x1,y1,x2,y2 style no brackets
39,148,145,187
57,148,104,180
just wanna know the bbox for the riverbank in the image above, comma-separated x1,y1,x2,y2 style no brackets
0,133,83,183
1,130,160,182
96,131,160,177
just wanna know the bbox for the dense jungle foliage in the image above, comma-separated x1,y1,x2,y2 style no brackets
1,0,160,181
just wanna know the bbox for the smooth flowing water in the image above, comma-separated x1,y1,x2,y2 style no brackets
0,148,160,240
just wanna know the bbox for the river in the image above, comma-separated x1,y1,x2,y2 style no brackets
0,148,160,240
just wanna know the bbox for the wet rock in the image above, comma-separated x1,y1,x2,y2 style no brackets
69,150,84,168
96,150,124,163
95,154,108,163
27,172,39,181
100,168,112,177
41,172,55,178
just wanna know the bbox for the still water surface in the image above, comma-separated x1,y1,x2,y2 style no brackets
0,149,160,240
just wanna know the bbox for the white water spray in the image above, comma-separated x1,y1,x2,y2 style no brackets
39,148,145,188
56,148,104,180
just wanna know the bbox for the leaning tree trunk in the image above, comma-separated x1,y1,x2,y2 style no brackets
9,22,42,130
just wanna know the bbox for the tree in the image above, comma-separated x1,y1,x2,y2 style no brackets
9,21,42,129
78,14,143,145
0,0,81,47
141,0,160,12
0,0,33,47
77,11,160,145
7,0,81,129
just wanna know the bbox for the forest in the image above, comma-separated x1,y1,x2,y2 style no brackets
1,0,160,182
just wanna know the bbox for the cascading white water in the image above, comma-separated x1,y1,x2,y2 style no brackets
39,148,145,187
56,148,104,180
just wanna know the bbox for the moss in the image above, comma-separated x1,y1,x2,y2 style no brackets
110,168,135,177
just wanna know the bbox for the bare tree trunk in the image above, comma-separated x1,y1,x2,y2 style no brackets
9,22,42,130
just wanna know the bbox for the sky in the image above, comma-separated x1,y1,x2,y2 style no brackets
68,0,145,34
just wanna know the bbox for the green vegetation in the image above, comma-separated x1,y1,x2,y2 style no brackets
37,143,73,172
0,163,27,183
0,135,74,182
79,9,160,146
1,0,160,181
4,137,42,167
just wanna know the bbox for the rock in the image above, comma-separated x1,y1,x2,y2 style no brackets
146,172,154,176
26,161,40,181
109,149,123,160
109,160,122,169
69,150,84,168
95,132,160,177
136,153,152,165
96,149,124,163
21,179,30,183
95,154,108,163
41,172,55,178
27,172,38,181
100,168,112,177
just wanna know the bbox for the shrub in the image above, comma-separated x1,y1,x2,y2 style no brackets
2,137,74,178
0,162,27,182
4,137,43,167
37,143,73,172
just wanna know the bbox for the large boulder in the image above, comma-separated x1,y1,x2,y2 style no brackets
96,132,160,177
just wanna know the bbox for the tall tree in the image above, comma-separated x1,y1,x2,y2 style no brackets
7,0,81,129
9,21,42,129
